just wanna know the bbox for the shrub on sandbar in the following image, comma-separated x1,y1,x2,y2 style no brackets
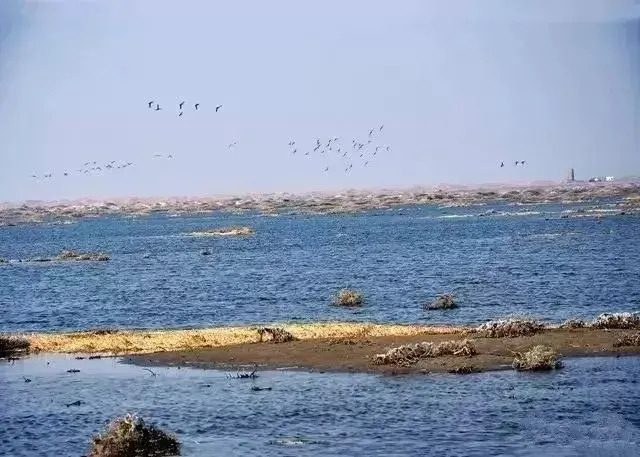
591,312,640,330
559,319,586,329
88,414,180,457
476,318,544,338
332,289,364,307
0,334,30,357
256,327,297,343
373,339,476,367
512,345,562,371
613,333,640,347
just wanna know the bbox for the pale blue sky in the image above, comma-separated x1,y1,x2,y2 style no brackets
0,0,639,202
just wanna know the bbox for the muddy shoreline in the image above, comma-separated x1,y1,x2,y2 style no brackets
125,328,640,374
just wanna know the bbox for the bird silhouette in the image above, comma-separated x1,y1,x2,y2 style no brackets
148,101,154,108
215,104,223,112
514,161,519,166
292,149,297,155
521,160,526,165
194,103,200,110
179,101,185,109
369,129,374,137
178,112,183,117
500,162,504,168
379,124,384,131
155,104,161,111
324,166,329,172
364,161,369,166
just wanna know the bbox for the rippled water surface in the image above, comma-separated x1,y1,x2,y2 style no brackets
1,201,639,331
1,354,639,456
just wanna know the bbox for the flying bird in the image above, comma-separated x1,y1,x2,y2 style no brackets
521,160,526,165
148,101,154,108
292,149,297,155
155,104,161,111
500,162,504,168
215,104,223,112
324,166,329,172
178,112,183,117
379,125,384,131
369,129,374,137
194,103,200,110
515,161,519,166
179,101,185,109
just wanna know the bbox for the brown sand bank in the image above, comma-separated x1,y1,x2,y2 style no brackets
128,328,640,374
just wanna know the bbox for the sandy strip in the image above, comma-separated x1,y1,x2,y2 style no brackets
25,322,464,355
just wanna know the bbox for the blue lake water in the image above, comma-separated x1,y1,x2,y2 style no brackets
1,354,639,456
1,201,639,332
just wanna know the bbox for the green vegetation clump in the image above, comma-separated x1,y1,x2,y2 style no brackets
423,293,458,310
88,414,181,457
0,334,30,357
512,345,562,371
476,318,544,338
592,312,640,329
373,339,476,367
332,289,364,307
256,327,297,343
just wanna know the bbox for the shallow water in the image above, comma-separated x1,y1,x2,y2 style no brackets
1,354,639,456
1,201,639,332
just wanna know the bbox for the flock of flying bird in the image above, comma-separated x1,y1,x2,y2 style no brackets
28,97,524,181
288,124,390,173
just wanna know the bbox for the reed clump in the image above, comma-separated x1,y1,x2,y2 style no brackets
256,327,297,343
591,312,640,329
0,334,30,357
512,345,562,371
88,414,180,457
476,318,544,338
559,319,586,329
423,293,458,310
373,339,476,367
332,289,364,307
613,333,640,347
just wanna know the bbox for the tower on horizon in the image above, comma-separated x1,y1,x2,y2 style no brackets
565,168,575,182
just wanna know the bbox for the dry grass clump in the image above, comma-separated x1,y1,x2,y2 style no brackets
613,333,640,347
332,289,364,307
373,339,476,367
512,345,562,371
0,334,30,357
88,414,180,457
256,327,297,343
186,226,254,237
27,322,464,355
559,319,586,329
56,249,110,261
592,312,640,329
423,293,458,310
476,318,544,338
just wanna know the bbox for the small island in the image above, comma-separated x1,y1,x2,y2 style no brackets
185,226,255,237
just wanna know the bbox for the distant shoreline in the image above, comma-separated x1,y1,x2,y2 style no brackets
2,181,639,226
